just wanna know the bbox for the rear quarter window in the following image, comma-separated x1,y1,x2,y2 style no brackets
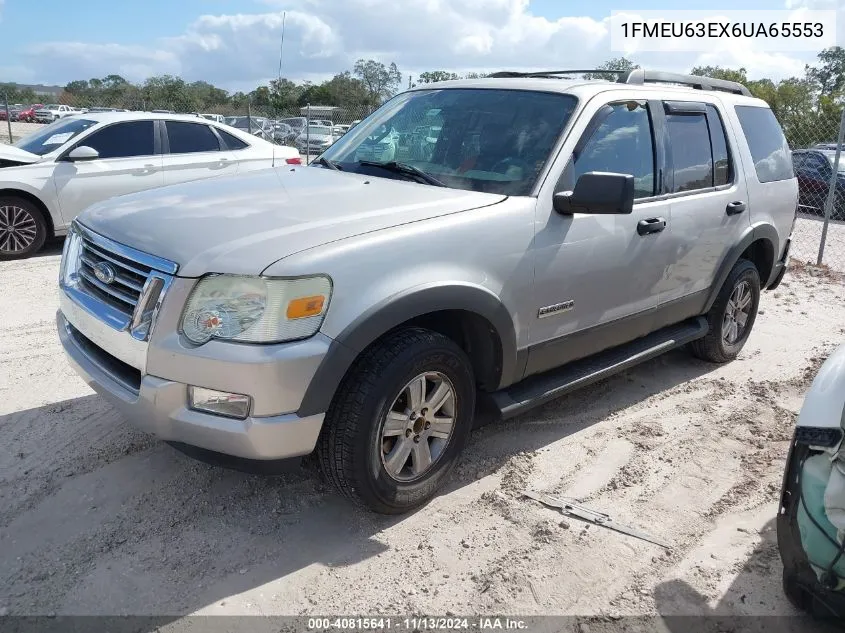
734,105,794,183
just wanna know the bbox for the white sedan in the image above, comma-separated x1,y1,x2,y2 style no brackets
0,112,301,259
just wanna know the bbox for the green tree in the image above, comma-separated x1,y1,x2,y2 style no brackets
353,59,402,102
418,71,459,84
583,57,639,80
806,46,845,99
689,66,748,84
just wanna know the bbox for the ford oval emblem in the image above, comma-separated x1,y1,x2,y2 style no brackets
93,261,116,285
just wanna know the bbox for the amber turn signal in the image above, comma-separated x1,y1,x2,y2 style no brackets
286,295,326,319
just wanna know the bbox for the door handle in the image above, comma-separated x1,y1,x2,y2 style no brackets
726,201,746,215
135,164,157,174
637,217,667,236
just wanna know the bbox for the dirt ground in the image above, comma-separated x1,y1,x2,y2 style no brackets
1,241,844,624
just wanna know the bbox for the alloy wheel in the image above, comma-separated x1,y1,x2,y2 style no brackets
378,371,457,482
722,280,752,345
0,205,38,254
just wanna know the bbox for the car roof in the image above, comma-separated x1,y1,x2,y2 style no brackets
407,76,768,107
65,111,228,124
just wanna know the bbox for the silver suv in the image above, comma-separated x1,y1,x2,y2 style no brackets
57,70,797,513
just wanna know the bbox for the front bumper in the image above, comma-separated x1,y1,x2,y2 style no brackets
57,288,329,461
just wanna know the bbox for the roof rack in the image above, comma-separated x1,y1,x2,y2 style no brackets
486,68,753,97
619,69,752,97
487,70,626,79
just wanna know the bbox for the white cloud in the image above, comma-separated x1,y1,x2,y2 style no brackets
7,0,832,91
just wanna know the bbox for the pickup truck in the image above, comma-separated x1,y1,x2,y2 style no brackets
34,104,80,123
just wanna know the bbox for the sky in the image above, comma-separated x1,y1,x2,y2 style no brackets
1,0,843,92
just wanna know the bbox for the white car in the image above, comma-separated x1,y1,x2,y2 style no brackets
34,104,79,123
199,113,225,124
780,343,845,615
0,112,301,259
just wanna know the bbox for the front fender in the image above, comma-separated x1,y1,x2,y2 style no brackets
797,343,845,432
296,282,519,418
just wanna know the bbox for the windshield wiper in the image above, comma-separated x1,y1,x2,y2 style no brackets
358,160,445,187
313,156,341,171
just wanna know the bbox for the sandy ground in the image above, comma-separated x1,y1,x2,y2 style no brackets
1,244,843,626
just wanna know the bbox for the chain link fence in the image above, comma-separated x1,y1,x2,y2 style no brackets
4,89,845,267
1,91,376,164
786,106,845,272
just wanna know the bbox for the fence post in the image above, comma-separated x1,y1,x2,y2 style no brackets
817,107,845,266
4,94,12,144
306,103,311,165
247,102,252,135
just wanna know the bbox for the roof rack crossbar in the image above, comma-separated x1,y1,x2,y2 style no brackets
487,69,628,79
619,69,752,97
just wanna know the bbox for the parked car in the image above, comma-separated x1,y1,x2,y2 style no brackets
333,124,350,137
0,112,301,259
294,124,339,154
199,113,225,124
791,149,845,219
34,104,80,123
17,104,44,123
56,70,796,514
224,116,274,141
271,121,295,144
279,117,307,134
0,104,24,121
779,343,845,617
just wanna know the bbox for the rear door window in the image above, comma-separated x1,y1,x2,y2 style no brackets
165,121,222,154
734,105,794,183
665,113,713,193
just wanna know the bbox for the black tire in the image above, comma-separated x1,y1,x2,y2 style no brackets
317,327,475,514
690,259,760,363
0,196,48,260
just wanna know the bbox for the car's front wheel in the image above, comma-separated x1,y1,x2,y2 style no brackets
317,327,476,514
0,196,48,260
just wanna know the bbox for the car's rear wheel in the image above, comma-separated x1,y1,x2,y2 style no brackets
317,327,475,514
0,197,48,260
690,259,760,363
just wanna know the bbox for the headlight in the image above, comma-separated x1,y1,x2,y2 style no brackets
180,275,331,345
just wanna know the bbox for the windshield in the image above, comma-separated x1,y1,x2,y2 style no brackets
825,154,845,172
305,126,332,135
229,117,265,129
321,88,577,196
14,117,97,155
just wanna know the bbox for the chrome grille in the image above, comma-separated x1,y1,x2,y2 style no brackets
77,233,153,317
61,222,178,343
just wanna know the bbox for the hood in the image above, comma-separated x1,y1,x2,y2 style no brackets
0,145,41,165
79,166,506,277
298,133,333,141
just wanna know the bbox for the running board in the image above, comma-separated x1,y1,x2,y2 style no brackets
491,317,709,420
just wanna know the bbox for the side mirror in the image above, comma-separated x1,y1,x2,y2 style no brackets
66,146,100,162
553,172,635,215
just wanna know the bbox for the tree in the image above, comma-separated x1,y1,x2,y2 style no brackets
583,57,639,80
353,59,402,102
690,66,748,84
806,46,845,99
418,71,459,84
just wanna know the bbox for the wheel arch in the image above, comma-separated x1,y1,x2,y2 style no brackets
297,283,519,418
0,188,55,239
704,223,778,312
